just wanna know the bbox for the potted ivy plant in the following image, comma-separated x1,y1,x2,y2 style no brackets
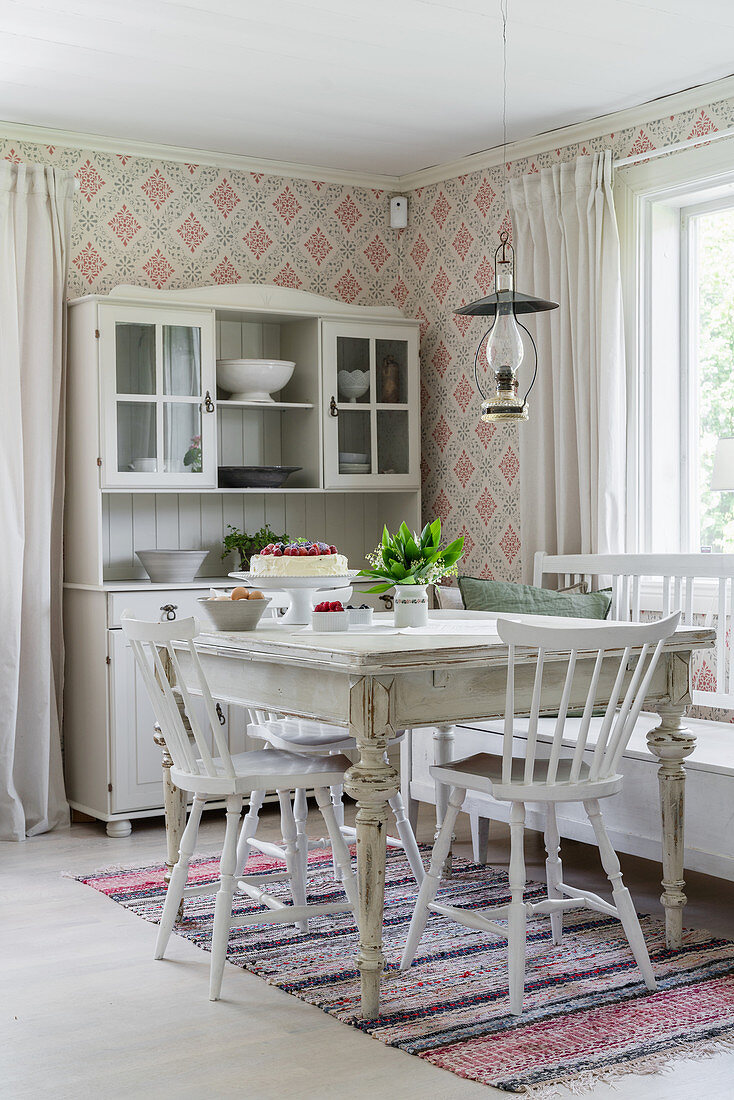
221,523,289,571
358,519,464,627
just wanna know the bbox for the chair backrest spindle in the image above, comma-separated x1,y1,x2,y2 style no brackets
121,612,237,782
497,613,680,788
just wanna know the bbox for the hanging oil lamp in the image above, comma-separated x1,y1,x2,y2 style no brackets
454,230,558,422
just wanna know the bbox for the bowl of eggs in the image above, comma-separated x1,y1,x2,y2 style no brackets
197,588,270,631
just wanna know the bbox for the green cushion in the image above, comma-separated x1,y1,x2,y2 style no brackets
458,576,612,619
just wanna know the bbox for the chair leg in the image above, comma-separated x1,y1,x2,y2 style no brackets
293,787,310,890
584,799,657,992
400,731,419,834
543,803,563,945
155,794,205,960
235,789,266,877
400,786,465,970
470,809,490,865
388,791,425,884
507,801,527,1016
329,781,345,882
315,787,359,914
209,795,243,1002
279,790,308,934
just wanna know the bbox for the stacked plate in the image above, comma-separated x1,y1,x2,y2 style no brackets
339,451,370,474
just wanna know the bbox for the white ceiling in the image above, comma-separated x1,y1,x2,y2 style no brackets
1,0,734,176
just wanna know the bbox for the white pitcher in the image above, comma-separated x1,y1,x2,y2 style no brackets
393,584,429,628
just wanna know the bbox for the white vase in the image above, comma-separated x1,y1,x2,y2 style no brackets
393,584,429,628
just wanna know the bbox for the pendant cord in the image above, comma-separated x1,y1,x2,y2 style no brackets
501,0,509,214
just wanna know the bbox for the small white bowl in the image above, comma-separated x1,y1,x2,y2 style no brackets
217,358,295,403
311,610,349,632
337,370,370,402
347,607,373,627
339,451,369,463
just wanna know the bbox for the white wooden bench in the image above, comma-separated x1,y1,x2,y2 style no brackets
407,554,734,881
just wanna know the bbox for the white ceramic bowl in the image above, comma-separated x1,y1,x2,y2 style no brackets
337,370,370,402
311,610,349,632
347,606,373,627
216,359,295,403
197,596,270,631
136,549,208,583
339,451,369,463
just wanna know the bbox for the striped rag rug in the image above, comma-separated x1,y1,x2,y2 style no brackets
75,848,734,1095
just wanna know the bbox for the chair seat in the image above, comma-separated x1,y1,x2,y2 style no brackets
431,752,623,802
249,717,407,753
174,748,354,796
249,718,354,750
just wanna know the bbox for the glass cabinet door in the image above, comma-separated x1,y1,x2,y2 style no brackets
99,305,215,488
323,321,419,488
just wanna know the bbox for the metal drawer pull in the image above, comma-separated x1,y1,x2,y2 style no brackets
216,703,226,725
159,604,178,621
329,395,338,417
202,391,215,413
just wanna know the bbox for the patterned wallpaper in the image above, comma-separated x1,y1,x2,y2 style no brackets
3,91,734,585
0,138,397,306
400,96,734,582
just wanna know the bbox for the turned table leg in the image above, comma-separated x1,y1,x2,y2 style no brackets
343,676,397,1020
647,704,696,950
153,723,187,886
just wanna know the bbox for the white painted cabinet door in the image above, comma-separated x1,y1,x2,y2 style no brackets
98,303,217,489
322,321,420,490
108,630,248,813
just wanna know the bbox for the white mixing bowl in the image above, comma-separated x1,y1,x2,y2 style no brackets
216,358,295,402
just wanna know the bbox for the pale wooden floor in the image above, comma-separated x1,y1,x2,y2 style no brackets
3,802,734,1100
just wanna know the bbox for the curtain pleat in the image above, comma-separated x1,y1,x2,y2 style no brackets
0,161,74,839
509,151,627,581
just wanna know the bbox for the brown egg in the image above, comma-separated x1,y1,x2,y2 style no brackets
231,587,249,600
247,590,265,600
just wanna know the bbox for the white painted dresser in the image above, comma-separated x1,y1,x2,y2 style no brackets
63,283,421,835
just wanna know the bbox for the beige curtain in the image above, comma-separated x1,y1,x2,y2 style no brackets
0,162,75,839
509,151,627,581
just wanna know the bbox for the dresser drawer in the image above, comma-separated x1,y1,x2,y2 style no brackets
108,587,222,628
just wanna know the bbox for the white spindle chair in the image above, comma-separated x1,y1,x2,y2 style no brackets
242,716,425,886
401,612,680,1016
121,612,358,1001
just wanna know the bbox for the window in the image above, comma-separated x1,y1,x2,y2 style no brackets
615,141,734,552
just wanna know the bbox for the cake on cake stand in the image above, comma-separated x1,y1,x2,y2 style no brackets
228,571,358,624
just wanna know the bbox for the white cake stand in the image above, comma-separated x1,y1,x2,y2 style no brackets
228,571,359,624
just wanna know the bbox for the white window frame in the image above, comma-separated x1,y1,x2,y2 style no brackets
615,139,734,554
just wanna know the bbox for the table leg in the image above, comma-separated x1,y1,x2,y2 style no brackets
646,703,696,950
153,724,187,887
433,724,456,874
343,676,398,1020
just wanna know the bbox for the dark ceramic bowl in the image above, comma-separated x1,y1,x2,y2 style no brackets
217,465,302,488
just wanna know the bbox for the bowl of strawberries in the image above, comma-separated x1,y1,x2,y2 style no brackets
311,600,349,632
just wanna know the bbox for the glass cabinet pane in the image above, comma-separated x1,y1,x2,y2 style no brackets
163,403,203,474
163,325,201,397
338,411,372,474
376,339,408,403
336,336,371,404
115,323,155,394
117,401,157,473
377,410,409,474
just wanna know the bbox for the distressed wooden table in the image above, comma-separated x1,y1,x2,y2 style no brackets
165,611,713,1020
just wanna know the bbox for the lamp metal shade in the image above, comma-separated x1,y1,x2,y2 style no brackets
711,437,734,490
454,288,559,317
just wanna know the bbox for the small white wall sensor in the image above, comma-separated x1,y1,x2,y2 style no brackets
390,196,408,229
